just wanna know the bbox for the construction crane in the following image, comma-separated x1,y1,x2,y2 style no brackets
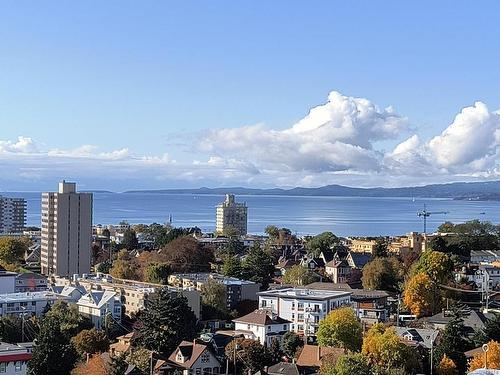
417,204,449,234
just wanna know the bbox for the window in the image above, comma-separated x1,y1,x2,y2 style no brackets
15,361,22,371
267,326,271,331
283,325,287,330
201,352,210,363
203,368,212,374
196,369,202,375
0,363,6,373
261,300,267,307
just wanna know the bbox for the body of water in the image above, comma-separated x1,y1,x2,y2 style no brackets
4,192,500,236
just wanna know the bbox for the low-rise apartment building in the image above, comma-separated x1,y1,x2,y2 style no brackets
15,273,48,293
0,291,69,317
350,239,377,253
257,288,351,335
168,273,259,310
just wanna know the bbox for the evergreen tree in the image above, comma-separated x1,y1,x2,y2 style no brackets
221,255,242,278
241,243,275,289
434,310,472,374
136,289,197,355
28,314,78,375
281,331,303,359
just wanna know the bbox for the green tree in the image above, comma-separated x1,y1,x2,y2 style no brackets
372,238,388,258
482,312,500,342
108,354,129,375
109,259,139,280
411,250,453,284
241,243,275,289
126,348,152,374
225,338,271,374
317,307,362,352
136,290,197,355
268,338,282,363
0,236,28,267
0,315,24,342
201,278,229,320
45,301,93,338
144,262,171,284
121,229,139,250
221,255,242,278
71,328,109,357
283,265,317,286
306,232,339,257
282,331,303,359
362,257,402,292
96,260,112,274
321,352,372,375
434,309,472,374
265,225,280,239
28,311,79,374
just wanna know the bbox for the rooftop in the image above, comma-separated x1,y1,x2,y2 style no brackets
0,291,67,303
172,273,256,286
233,309,291,326
258,287,351,300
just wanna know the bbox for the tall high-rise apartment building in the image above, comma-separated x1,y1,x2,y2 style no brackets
0,196,26,234
216,194,247,235
41,181,93,276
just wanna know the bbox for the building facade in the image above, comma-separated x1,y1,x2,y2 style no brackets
76,290,122,330
168,273,259,310
232,309,291,346
41,181,93,276
0,291,69,317
0,342,32,375
257,288,352,335
215,194,247,235
0,196,26,234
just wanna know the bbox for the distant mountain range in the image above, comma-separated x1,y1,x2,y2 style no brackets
124,180,500,200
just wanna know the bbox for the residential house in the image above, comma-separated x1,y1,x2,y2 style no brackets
256,362,300,375
258,288,351,336
299,256,325,271
109,333,135,357
76,290,122,330
15,273,47,293
470,250,500,265
395,327,439,351
232,309,291,346
296,345,346,373
164,340,222,375
325,260,351,284
424,309,489,336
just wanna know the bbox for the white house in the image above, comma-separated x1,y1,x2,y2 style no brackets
257,288,351,335
165,340,221,375
0,342,31,375
232,309,291,346
76,290,122,329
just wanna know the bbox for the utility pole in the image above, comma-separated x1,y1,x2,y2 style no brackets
430,335,435,375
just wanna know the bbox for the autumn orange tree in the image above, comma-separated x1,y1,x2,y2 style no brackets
71,328,109,357
71,355,109,375
469,340,500,371
404,272,435,317
437,354,457,375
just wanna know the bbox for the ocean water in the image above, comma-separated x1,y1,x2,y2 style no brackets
5,192,500,237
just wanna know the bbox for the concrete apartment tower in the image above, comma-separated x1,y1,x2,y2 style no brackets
0,196,26,234
216,194,248,235
41,181,93,276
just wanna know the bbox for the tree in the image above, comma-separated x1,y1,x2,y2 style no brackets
144,262,171,284
306,232,339,257
317,307,362,352
362,324,421,374
0,315,24,342
121,229,139,250
437,354,457,375
136,290,197,355
45,301,93,338
372,238,388,258
201,278,228,320
109,259,139,280
241,243,275,289
29,312,79,374
411,250,453,284
268,338,282,364
109,354,129,375
468,340,500,372
282,331,304,359
320,352,372,375
434,309,471,374
0,236,28,267
283,265,317,286
96,260,112,274
362,257,401,292
404,273,435,317
126,348,152,374
221,256,242,279
71,355,109,375
71,328,109,357
160,236,214,273
225,338,271,374
483,312,500,342
265,225,280,239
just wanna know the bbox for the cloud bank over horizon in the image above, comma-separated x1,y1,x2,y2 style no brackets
1,91,499,191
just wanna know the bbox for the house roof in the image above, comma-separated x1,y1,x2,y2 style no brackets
296,345,345,368
167,341,219,369
77,290,117,309
325,260,349,268
260,362,300,375
233,309,291,326
465,346,484,359
347,252,371,268
426,310,489,331
395,327,439,349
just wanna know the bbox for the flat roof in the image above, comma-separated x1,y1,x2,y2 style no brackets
172,273,256,285
0,291,66,303
258,288,351,300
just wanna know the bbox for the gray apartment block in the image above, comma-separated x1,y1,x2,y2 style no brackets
0,196,26,234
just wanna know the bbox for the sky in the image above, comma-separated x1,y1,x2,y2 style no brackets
0,1,499,191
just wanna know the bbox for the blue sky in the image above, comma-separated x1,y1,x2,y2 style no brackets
0,1,499,191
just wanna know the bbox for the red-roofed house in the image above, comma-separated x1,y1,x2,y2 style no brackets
163,341,221,375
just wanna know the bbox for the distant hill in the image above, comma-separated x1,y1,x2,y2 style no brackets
124,180,500,200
